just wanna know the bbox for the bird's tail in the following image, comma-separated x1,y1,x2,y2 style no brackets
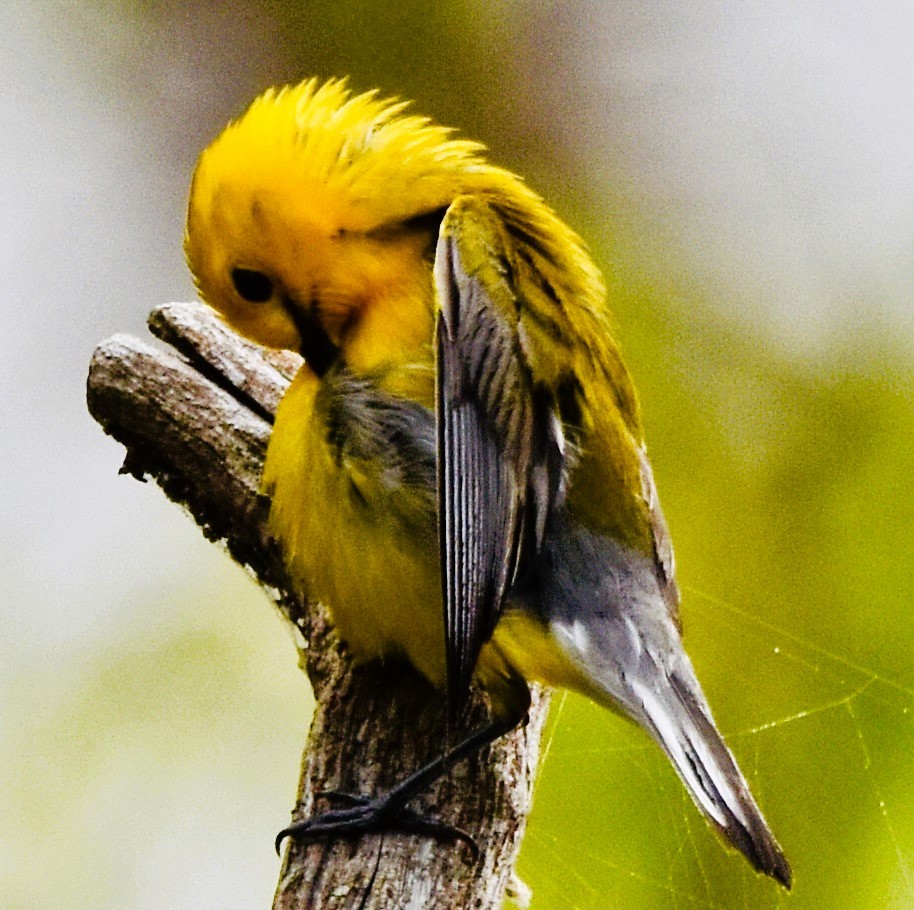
629,663,792,888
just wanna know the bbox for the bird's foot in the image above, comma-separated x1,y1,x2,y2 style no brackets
275,790,479,862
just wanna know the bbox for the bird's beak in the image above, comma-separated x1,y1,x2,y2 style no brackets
282,295,339,377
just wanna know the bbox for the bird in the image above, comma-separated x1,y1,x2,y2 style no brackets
184,77,791,887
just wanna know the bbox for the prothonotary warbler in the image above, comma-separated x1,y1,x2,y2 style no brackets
184,78,790,887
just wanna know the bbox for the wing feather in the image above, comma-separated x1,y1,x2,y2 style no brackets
435,199,565,713
638,447,681,625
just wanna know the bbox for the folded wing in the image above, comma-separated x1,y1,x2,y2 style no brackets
434,198,566,714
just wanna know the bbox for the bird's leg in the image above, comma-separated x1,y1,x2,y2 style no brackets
275,704,527,861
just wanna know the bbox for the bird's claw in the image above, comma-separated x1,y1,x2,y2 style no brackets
275,793,479,863
313,789,367,808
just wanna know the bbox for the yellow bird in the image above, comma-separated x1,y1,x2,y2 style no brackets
185,78,791,886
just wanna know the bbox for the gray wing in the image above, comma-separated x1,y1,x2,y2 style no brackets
434,199,566,714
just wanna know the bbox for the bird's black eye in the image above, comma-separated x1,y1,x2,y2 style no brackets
231,268,273,303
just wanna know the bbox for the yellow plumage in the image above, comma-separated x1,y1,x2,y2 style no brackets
187,78,647,694
265,365,445,684
184,77,790,885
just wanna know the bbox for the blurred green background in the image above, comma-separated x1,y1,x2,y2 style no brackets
3,1,913,907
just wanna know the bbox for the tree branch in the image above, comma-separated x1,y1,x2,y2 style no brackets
86,302,549,910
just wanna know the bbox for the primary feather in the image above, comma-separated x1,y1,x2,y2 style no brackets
185,78,790,887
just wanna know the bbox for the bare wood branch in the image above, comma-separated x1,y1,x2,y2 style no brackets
87,302,550,910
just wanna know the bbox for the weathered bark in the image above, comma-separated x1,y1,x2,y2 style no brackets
87,302,549,910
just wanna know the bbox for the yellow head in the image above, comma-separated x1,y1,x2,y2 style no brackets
185,78,506,370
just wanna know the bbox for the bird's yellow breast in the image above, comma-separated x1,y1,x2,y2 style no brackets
263,367,447,687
